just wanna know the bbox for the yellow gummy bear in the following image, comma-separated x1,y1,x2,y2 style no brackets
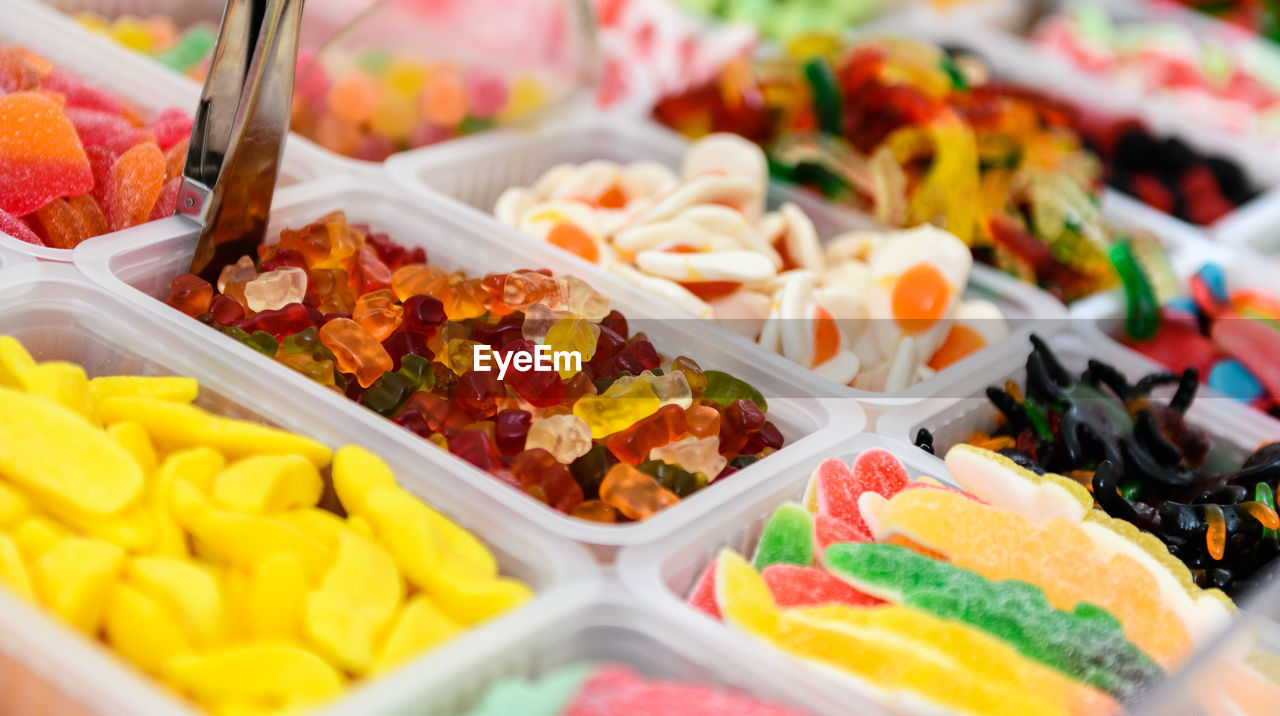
0,335,36,387
33,536,126,634
244,553,307,640
164,643,344,708
572,378,661,439
0,386,144,517
129,556,226,646
331,445,397,516
0,481,31,527
0,533,34,602
104,582,192,674
88,375,199,408
23,361,96,424
95,397,331,467
371,594,462,675
107,421,158,475
544,317,599,379
304,529,403,675
212,455,323,514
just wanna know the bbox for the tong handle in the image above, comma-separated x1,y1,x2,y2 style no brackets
180,0,305,281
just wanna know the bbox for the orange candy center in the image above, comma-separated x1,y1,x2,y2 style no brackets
891,263,951,334
546,222,600,264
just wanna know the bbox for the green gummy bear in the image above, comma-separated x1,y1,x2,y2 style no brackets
824,543,1164,702
753,503,814,570
702,371,768,412
461,662,594,716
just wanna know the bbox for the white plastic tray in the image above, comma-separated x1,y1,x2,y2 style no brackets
75,175,857,554
875,329,1280,466
0,261,596,716
873,10,1280,256
385,115,1071,411
365,584,850,716
0,0,326,262
618,429,1280,716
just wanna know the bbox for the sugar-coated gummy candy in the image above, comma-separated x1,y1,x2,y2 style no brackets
461,661,809,716
691,444,1264,714
0,47,190,248
751,502,814,570
825,542,1163,700
0,337,531,714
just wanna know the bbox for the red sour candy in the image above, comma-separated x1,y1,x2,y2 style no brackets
0,208,43,245
687,558,721,618
0,92,94,216
761,564,883,608
814,512,871,553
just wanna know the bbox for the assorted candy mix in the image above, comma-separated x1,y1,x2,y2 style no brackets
687,445,1273,714
163,211,783,523
652,36,1172,303
0,44,191,248
462,662,807,715
291,48,552,161
1033,3,1280,142
915,335,1280,597
1121,263,1280,416
494,134,1008,391
1170,0,1280,44
10,1,1280,712
0,336,530,714
74,13,216,80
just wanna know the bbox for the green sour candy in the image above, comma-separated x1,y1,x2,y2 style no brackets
824,543,1164,702
461,662,593,716
753,503,815,570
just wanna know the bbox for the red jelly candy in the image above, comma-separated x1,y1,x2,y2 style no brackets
64,107,136,148
851,448,910,498
0,92,94,216
814,512,871,553
449,430,503,472
148,107,193,150
41,67,125,115
686,558,721,618
382,330,433,370
494,409,532,455
167,273,213,317
209,294,245,324
606,404,686,465
237,303,314,339
451,369,504,420
148,175,181,221
498,339,565,408
761,564,883,608
0,208,44,245
103,141,165,231
510,448,584,513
